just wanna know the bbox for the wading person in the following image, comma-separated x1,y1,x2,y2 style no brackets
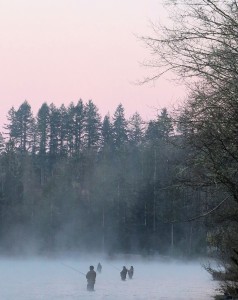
97,262,102,273
86,265,96,291
120,266,127,281
128,266,134,279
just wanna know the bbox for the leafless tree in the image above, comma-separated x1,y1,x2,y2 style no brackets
141,0,238,294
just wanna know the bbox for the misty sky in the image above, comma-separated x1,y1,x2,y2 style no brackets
0,0,185,128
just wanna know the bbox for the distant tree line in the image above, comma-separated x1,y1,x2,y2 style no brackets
0,100,208,256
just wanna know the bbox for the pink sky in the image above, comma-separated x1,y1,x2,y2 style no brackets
0,0,185,129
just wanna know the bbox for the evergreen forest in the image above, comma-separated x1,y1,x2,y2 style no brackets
0,100,208,256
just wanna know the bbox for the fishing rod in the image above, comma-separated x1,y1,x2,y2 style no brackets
109,264,121,271
61,262,86,276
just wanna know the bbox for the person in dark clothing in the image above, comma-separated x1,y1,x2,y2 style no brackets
86,265,96,291
120,266,127,281
97,262,102,273
128,266,134,279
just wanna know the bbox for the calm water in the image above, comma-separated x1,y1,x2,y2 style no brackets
0,256,218,300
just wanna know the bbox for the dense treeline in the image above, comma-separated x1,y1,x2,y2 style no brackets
0,100,207,256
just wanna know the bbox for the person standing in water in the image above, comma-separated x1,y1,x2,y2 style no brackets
86,266,96,291
128,266,134,279
120,266,127,281
97,262,102,273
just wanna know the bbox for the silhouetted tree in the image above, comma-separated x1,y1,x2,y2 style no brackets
112,104,128,151
6,101,34,153
84,100,101,150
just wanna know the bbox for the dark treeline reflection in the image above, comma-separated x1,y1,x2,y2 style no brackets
0,100,207,256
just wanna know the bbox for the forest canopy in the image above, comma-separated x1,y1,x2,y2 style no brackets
0,100,207,257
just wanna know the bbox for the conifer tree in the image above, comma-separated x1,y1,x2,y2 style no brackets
73,100,85,155
0,133,4,154
6,101,34,153
49,104,61,165
59,104,68,157
128,112,144,147
112,103,128,150
101,114,113,150
84,100,101,150
37,103,50,156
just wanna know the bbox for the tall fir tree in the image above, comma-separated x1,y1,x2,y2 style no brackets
6,101,34,153
73,100,85,155
128,112,144,147
49,104,61,166
84,100,101,150
101,114,113,151
37,103,50,156
59,104,68,157
112,103,128,151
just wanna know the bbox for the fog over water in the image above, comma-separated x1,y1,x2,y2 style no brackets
0,255,218,300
